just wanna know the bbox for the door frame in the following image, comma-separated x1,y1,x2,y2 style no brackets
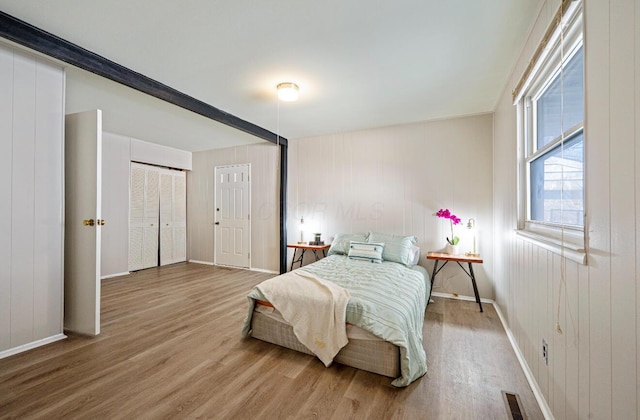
214,163,251,268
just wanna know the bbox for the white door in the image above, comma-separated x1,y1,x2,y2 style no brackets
159,171,173,266
160,169,186,266
172,171,187,263
215,165,250,268
129,163,160,271
64,110,102,336
143,168,160,268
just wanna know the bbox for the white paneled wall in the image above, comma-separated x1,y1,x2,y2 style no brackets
492,0,639,418
101,132,131,278
187,143,279,272
289,115,494,299
0,43,65,356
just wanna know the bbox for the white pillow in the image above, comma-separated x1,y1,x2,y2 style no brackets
348,241,384,263
409,245,421,266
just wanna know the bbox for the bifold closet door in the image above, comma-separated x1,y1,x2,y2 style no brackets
160,170,186,266
129,163,159,271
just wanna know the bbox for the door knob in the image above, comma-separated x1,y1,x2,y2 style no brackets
214,222,220,225
83,219,95,226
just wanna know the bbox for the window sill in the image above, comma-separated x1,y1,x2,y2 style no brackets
515,230,587,264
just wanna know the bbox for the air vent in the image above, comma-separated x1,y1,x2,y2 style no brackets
502,391,526,420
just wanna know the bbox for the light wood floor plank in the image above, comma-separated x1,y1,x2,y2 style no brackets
0,262,543,419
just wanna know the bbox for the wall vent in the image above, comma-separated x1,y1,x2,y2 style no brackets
502,391,526,420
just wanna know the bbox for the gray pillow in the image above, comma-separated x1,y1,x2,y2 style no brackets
367,232,418,266
327,233,370,256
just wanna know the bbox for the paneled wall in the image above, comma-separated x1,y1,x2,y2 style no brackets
0,43,65,355
288,115,494,299
492,0,639,418
101,132,131,278
187,143,280,272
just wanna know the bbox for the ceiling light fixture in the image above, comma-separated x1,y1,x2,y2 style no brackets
277,82,299,102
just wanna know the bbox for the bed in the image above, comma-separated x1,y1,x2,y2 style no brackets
241,233,431,387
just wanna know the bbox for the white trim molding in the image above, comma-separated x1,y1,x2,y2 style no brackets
0,334,67,360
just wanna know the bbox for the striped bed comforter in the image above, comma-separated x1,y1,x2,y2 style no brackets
242,254,429,387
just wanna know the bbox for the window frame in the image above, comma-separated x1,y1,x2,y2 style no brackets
515,1,586,263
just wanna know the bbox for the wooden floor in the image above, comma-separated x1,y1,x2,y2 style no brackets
0,262,543,419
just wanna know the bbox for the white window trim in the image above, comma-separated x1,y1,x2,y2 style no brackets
515,1,586,265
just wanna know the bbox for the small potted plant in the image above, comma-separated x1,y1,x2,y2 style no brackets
436,208,461,254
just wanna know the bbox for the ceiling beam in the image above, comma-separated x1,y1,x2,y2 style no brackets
0,11,286,146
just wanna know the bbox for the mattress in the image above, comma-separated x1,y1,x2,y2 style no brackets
250,303,400,378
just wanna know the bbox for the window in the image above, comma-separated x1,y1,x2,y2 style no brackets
514,1,585,262
529,45,584,227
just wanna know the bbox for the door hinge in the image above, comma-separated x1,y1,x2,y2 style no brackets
248,214,250,221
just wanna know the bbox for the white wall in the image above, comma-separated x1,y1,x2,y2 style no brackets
492,0,640,418
289,115,494,299
101,133,192,278
187,143,280,272
0,43,65,356
101,132,131,278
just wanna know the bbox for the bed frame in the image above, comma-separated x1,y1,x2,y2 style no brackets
249,309,400,378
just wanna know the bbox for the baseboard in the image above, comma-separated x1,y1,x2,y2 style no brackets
431,291,494,304
249,267,279,274
188,260,214,266
0,333,67,360
101,271,130,280
492,302,554,420
188,260,278,274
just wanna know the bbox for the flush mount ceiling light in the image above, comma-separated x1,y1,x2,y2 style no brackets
277,82,299,102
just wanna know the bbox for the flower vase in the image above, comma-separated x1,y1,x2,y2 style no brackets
445,243,459,255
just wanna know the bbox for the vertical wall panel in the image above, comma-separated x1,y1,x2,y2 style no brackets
585,0,613,417
101,132,131,278
33,59,64,339
10,52,36,347
0,43,64,355
0,44,13,351
564,260,579,419
609,1,638,419
636,0,640,415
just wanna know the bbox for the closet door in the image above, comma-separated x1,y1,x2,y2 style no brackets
143,168,160,268
159,169,186,266
128,165,145,271
129,163,160,271
159,171,174,266
172,172,187,263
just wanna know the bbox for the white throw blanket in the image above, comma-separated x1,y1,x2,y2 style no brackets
256,270,350,366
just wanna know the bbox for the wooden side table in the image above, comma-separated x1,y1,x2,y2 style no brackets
426,252,484,312
287,244,331,271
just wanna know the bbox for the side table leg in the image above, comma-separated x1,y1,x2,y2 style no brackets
428,260,439,305
468,263,483,312
290,249,297,271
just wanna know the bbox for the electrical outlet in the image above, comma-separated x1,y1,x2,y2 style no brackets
542,339,548,366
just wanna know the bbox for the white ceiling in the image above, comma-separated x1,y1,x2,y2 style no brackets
0,0,540,151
